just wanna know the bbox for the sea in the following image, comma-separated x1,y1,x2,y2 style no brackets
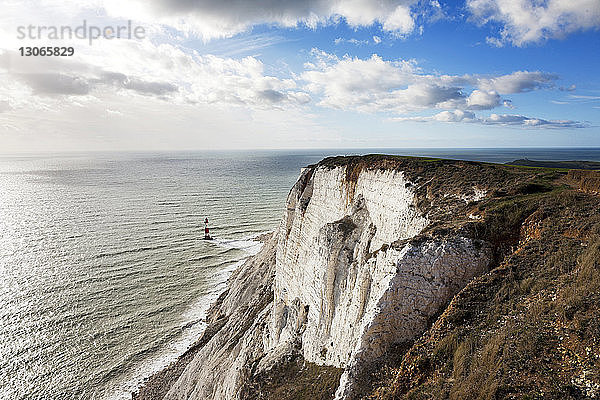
1,148,599,399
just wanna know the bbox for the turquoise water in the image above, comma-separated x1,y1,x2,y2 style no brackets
1,149,599,399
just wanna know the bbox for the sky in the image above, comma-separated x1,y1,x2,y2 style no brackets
0,0,599,152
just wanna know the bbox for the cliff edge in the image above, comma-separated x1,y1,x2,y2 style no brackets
134,155,600,400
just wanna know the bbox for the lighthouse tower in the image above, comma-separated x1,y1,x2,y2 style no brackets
204,218,212,240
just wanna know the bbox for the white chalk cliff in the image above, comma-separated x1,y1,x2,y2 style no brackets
163,158,494,400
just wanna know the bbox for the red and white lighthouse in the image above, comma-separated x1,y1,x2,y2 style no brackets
204,218,213,240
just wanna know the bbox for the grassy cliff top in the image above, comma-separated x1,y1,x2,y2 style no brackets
317,154,476,169
316,154,569,192
318,154,600,170
507,159,600,170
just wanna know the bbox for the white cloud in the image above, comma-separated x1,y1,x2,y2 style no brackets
382,5,415,34
549,94,600,106
393,110,587,128
96,0,427,40
1,41,310,110
302,52,466,113
0,0,433,44
484,113,586,128
559,84,577,92
476,71,557,94
334,37,369,45
467,89,501,109
392,109,477,123
0,100,11,113
468,0,600,46
503,99,514,108
485,36,504,47
569,95,600,100
433,109,477,122
18,73,92,95
301,51,558,114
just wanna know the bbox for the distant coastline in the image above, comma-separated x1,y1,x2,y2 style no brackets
506,158,600,170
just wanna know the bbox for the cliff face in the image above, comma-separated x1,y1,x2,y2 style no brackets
267,166,491,399
136,155,598,400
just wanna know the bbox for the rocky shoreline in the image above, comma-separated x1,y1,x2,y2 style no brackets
133,232,274,400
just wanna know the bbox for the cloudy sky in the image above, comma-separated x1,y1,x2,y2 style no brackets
0,0,599,152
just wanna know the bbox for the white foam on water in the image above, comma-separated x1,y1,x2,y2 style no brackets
106,234,268,400
213,231,271,256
